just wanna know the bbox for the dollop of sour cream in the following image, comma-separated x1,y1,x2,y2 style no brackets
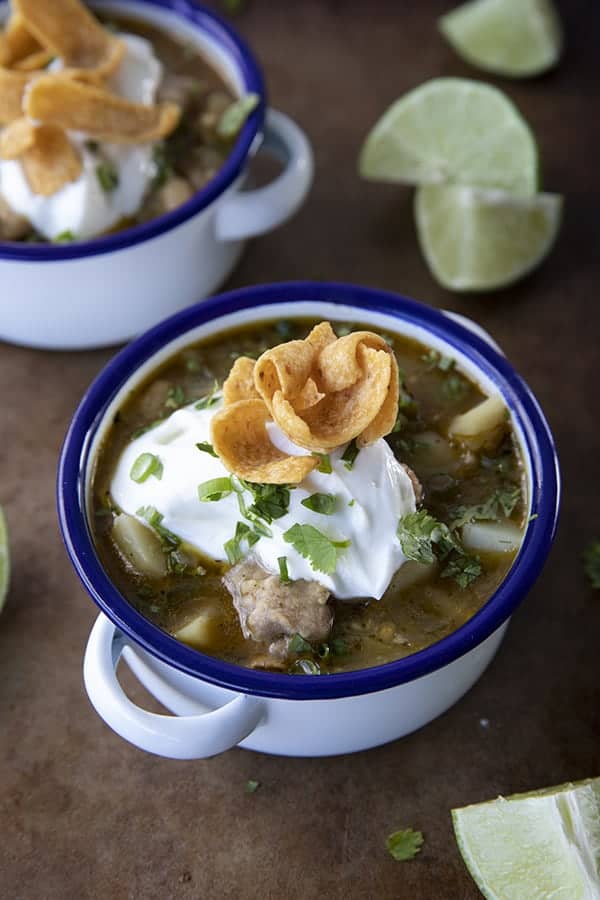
109,402,418,600
0,34,162,241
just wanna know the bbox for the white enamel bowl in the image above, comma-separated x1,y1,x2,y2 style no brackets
58,282,560,758
0,1,313,350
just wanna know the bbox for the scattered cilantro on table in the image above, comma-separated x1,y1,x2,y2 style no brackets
386,828,424,861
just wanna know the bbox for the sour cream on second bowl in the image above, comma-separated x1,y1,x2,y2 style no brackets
109,400,418,600
0,34,162,241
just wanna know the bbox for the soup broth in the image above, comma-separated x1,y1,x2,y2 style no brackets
91,319,526,675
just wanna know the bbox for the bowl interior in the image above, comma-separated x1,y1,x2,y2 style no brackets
59,283,560,700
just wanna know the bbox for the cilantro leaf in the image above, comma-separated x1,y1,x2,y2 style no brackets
386,829,424,862
397,511,457,565
196,441,217,458
165,384,185,410
450,485,521,529
244,779,260,793
195,380,220,410
239,481,291,523
584,541,600,589
441,554,482,589
283,524,350,575
301,493,337,515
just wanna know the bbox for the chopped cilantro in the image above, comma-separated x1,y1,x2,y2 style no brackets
130,452,163,483
274,320,295,339
301,492,337,515
331,638,349,656
312,452,332,474
348,499,356,507
196,441,218,458
288,633,313,654
165,385,185,410
151,142,172,190
397,510,457,565
239,481,291,523
195,380,220,410
422,349,454,372
443,374,468,401
283,523,350,575
397,509,481,589
341,439,360,471
584,541,600,589
386,829,424,862
244,779,260,793
198,477,233,502
450,485,521,529
441,554,482,589
53,230,75,243
278,556,290,582
96,160,119,193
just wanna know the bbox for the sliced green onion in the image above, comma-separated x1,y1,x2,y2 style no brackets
278,556,290,583
341,439,359,470
224,537,243,565
216,93,260,140
96,160,119,193
130,452,163,483
198,477,233,502
312,452,332,474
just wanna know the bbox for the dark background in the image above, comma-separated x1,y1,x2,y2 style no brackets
1,1,599,897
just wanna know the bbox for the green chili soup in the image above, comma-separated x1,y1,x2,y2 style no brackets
91,319,527,675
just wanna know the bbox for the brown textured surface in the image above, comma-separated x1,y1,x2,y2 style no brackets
1,1,599,898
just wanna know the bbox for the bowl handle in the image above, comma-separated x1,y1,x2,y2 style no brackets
83,613,264,759
215,108,314,241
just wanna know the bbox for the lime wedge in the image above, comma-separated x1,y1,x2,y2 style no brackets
452,777,600,899
415,183,562,291
0,505,9,612
440,0,563,79
358,78,538,196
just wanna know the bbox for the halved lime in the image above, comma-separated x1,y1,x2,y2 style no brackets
0,505,9,612
453,777,600,899
415,183,562,291
358,78,538,196
440,0,563,79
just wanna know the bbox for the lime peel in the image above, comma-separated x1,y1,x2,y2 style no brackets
358,77,538,196
0,505,10,612
453,777,600,899
439,0,563,79
415,184,562,292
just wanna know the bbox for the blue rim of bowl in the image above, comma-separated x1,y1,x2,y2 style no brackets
0,0,266,262
57,282,561,700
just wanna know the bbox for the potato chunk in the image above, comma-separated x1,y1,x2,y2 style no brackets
111,513,166,579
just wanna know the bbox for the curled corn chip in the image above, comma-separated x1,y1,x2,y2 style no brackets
14,48,54,71
26,74,181,143
20,124,82,195
0,117,37,159
14,0,124,74
210,399,317,485
0,67,33,124
223,357,260,405
271,344,393,451
254,339,316,413
0,14,39,67
252,322,399,452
